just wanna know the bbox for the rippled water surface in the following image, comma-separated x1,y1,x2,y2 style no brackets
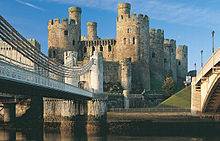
1,129,220,141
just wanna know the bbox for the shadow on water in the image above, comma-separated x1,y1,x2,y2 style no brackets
1,122,220,141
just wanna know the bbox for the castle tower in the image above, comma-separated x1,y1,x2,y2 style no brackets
48,18,74,64
164,39,177,82
118,3,131,18
149,28,164,89
68,7,81,41
115,3,150,92
48,7,81,64
176,45,188,87
87,22,98,40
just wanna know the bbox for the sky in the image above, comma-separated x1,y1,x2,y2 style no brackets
1,0,220,71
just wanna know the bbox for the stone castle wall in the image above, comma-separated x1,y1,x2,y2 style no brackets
81,39,116,61
47,2,188,93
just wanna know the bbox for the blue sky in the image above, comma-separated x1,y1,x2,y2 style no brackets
1,0,220,71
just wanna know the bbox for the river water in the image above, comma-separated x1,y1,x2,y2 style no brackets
0,129,220,141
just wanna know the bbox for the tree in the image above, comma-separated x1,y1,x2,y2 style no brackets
162,75,175,98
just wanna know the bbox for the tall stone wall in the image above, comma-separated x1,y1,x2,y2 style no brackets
103,61,120,84
176,45,188,87
115,3,150,92
149,28,165,89
81,39,116,61
164,39,177,83
87,22,98,40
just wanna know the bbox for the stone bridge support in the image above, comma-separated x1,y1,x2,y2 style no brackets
60,100,87,133
87,95,107,135
3,103,16,124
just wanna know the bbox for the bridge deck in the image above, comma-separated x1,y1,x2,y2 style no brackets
0,60,93,100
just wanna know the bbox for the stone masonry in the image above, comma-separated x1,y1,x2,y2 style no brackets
48,2,188,95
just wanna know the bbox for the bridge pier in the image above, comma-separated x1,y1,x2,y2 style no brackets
87,95,107,135
60,100,87,135
3,103,16,124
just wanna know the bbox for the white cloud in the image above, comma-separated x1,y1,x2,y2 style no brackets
16,0,45,11
45,0,220,29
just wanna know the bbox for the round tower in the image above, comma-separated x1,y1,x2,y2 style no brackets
87,22,98,40
164,39,177,82
68,6,81,41
176,45,188,86
118,3,131,18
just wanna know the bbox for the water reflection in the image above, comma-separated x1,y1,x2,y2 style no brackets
1,128,220,141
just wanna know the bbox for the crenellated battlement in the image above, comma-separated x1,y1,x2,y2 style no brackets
150,28,164,37
177,45,188,52
164,39,176,46
81,39,116,47
68,6,81,13
130,14,149,24
48,18,76,27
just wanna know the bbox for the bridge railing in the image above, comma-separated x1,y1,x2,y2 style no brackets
196,48,220,84
0,60,93,98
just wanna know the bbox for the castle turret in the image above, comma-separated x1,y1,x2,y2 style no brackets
48,18,73,64
87,22,98,41
68,7,81,40
149,28,164,89
164,39,177,82
176,45,188,87
48,7,82,64
118,3,131,19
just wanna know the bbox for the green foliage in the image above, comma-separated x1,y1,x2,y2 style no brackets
103,82,123,94
159,86,191,109
162,75,175,98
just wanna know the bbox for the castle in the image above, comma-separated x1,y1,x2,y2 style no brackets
48,3,188,95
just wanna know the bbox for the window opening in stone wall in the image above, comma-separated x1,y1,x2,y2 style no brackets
178,61,181,65
53,50,56,58
108,45,112,52
152,52,155,58
64,30,68,35
164,58,167,63
121,15,123,19
100,45,103,51
123,38,126,45
72,40,75,46
133,37,135,44
92,46,95,55
84,47,87,53
128,38,130,44
127,28,130,33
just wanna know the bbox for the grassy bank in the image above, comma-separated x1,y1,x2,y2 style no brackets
158,86,191,109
